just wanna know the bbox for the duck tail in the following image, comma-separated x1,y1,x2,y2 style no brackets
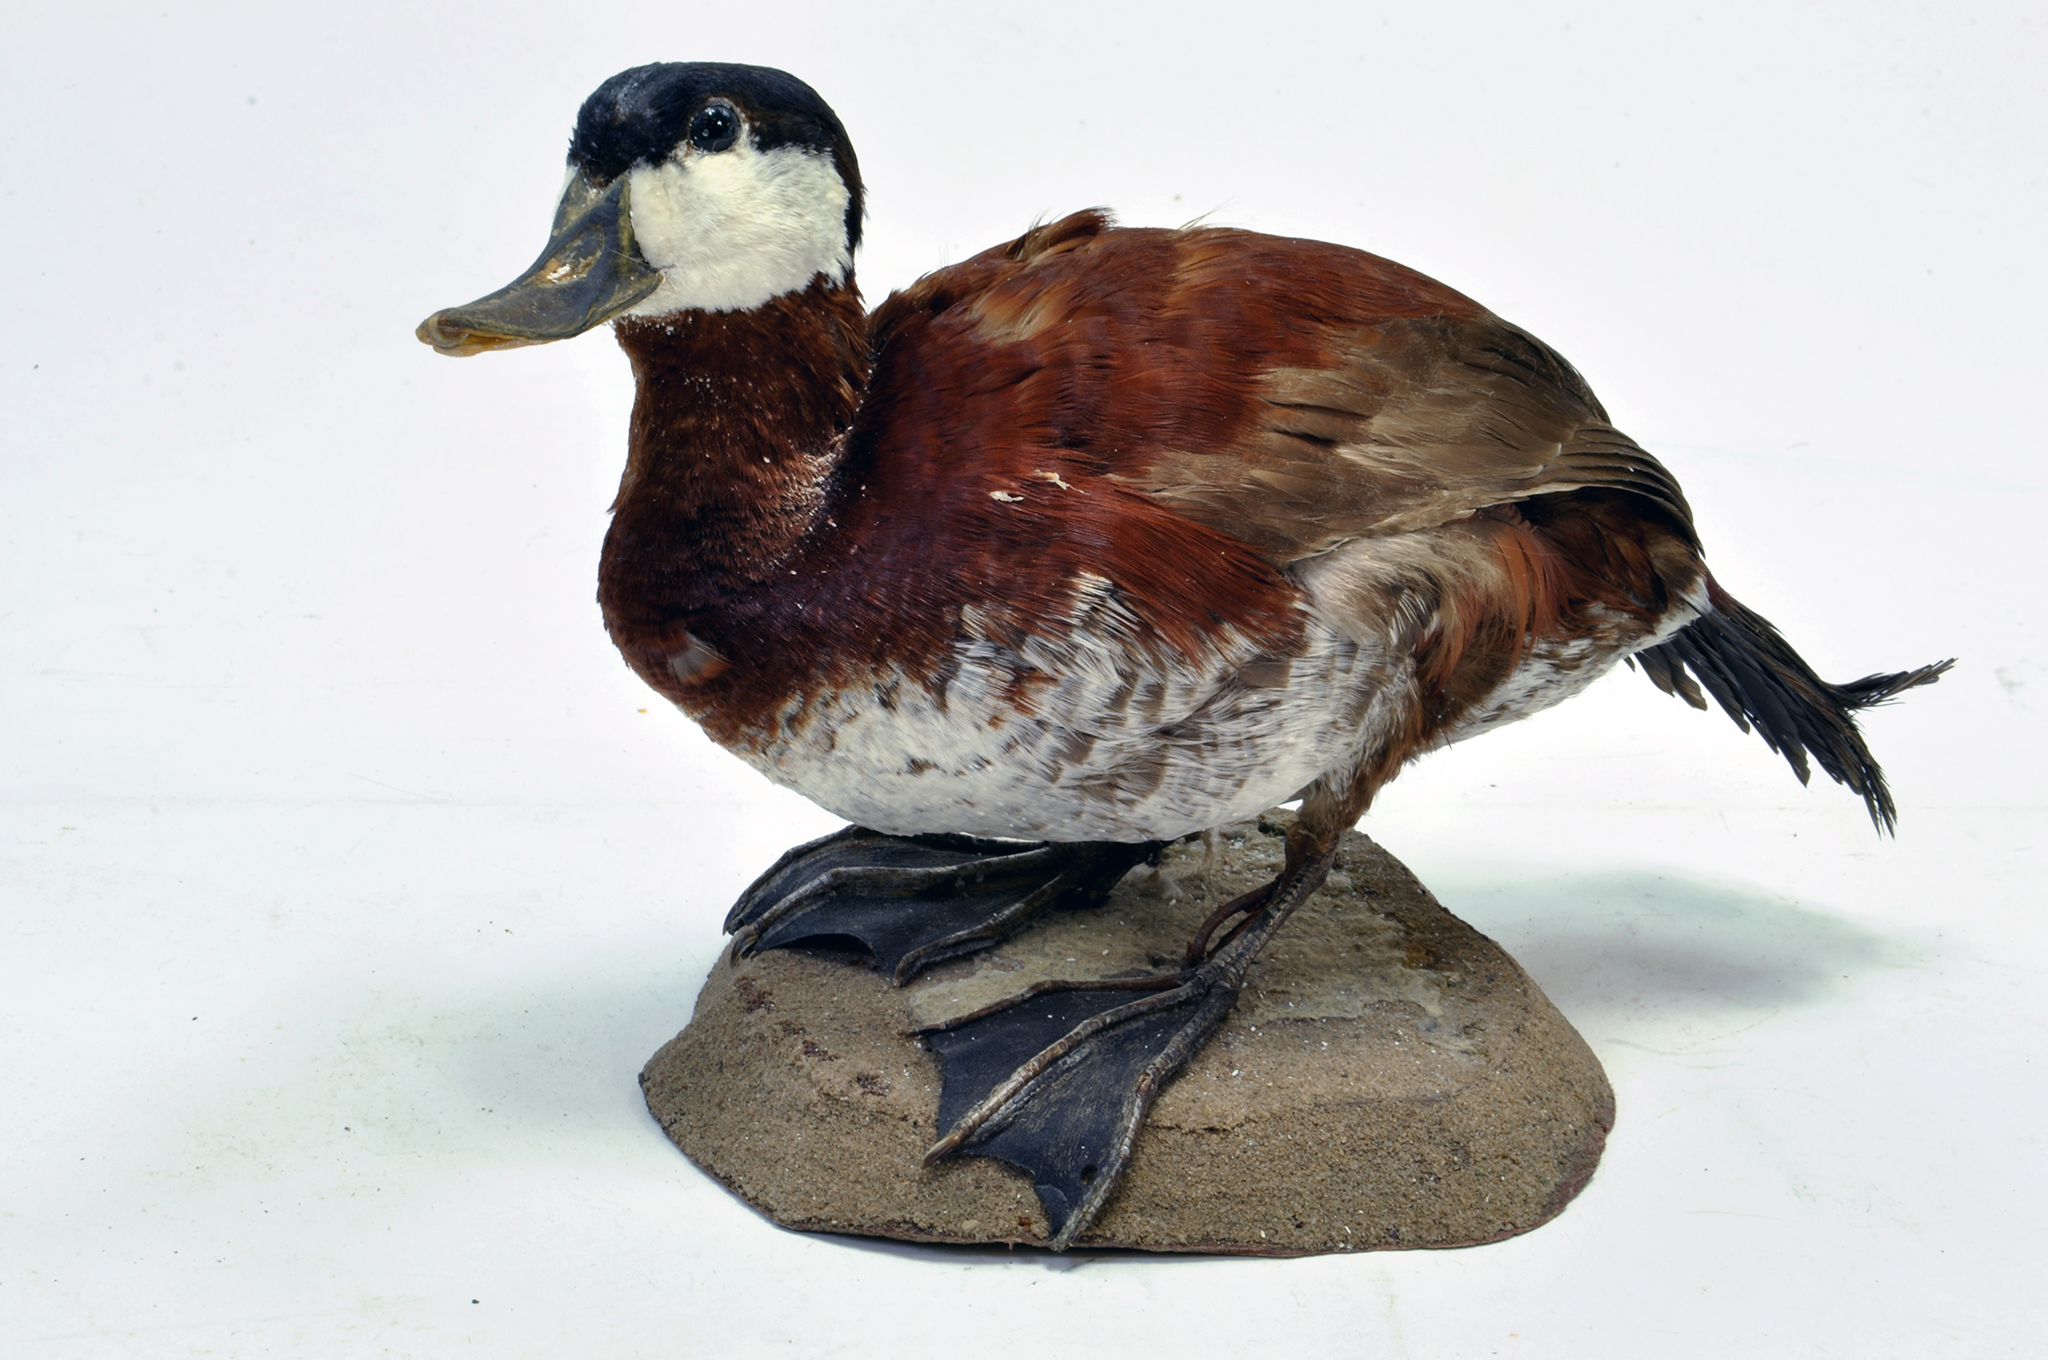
1630,583,1952,833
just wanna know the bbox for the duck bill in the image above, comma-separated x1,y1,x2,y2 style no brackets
416,171,662,357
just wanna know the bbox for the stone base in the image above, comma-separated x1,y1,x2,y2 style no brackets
641,812,1613,1255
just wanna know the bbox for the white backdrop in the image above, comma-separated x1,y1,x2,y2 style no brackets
4,2,2042,1355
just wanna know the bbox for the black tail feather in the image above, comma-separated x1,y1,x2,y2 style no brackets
1631,593,1951,833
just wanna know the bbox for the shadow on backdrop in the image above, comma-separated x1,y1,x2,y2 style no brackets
40,867,1911,1273
1424,870,1907,1027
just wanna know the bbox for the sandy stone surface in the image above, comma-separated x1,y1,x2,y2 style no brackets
642,812,1614,1255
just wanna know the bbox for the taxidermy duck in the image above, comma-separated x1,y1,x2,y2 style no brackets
419,62,1948,1249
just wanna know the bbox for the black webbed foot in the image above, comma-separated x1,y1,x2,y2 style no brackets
916,834,1337,1250
918,970,1236,1249
724,827,1159,985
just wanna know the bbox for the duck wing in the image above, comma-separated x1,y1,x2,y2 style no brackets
860,209,1696,570
1145,312,1697,557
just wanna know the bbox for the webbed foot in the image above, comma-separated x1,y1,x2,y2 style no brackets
724,827,1159,984
917,833,1337,1249
918,968,1235,1248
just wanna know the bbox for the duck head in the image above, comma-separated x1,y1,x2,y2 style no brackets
418,62,862,355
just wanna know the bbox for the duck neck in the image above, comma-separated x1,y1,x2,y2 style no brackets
599,277,869,628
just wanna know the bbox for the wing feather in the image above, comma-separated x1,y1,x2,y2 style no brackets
865,211,1698,577
1137,314,1696,559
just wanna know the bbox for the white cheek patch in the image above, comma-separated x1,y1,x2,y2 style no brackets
624,141,853,315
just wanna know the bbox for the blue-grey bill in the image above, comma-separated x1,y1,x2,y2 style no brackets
417,172,662,356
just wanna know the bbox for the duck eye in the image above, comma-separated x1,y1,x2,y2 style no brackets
688,102,739,154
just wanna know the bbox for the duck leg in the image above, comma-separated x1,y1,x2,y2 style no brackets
917,822,1338,1250
725,827,1161,985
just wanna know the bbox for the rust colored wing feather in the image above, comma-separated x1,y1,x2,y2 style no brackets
862,210,1696,576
